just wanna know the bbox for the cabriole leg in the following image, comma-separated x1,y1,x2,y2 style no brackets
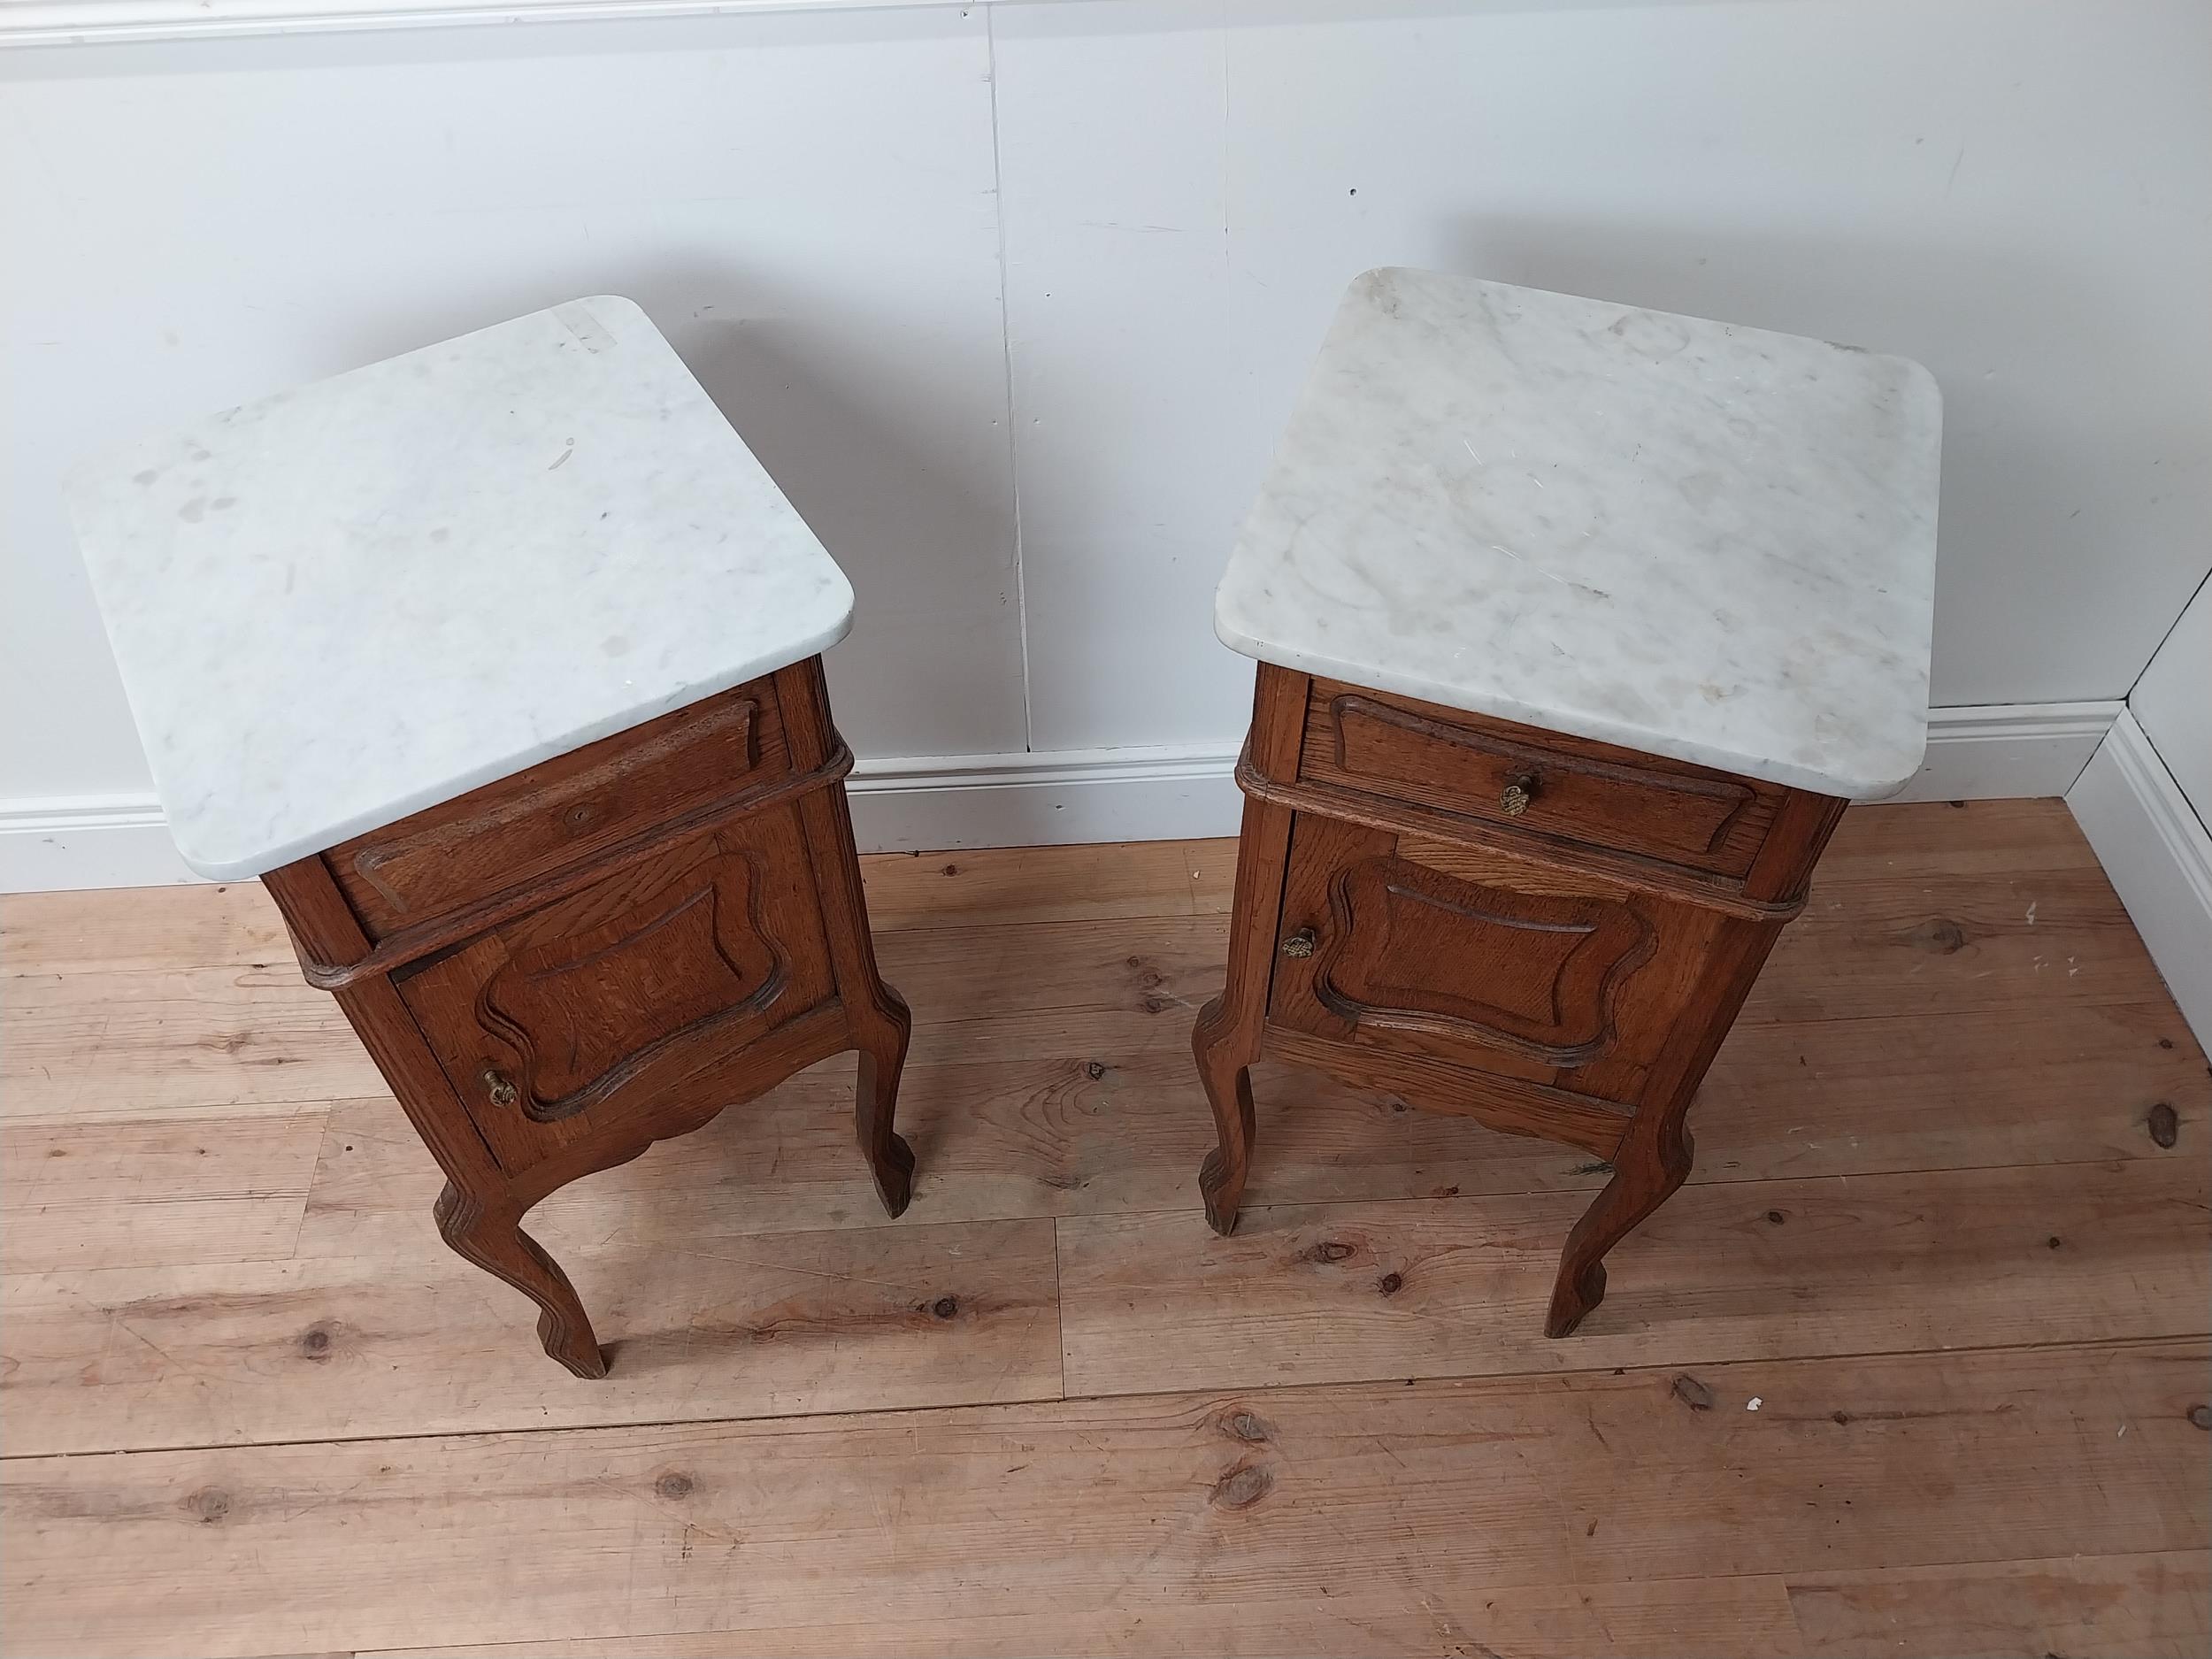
434,1180,607,1379
1545,1106,1694,1338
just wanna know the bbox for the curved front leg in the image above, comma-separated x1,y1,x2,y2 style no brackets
1545,1108,1694,1338
434,1180,607,1379
1191,785,1297,1239
852,980,915,1218
1194,995,1259,1235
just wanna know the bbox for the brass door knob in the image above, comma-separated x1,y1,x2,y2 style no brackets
1500,772,1540,816
481,1067,519,1108
1280,926,1317,958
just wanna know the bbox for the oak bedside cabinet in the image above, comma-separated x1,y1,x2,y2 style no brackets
65,296,912,1378
1196,268,1941,1338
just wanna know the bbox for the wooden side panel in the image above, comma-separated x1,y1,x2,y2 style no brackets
396,805,835,1175
772,658,904,1033
262,854,507,1197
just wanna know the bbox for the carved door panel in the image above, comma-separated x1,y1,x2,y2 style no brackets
1268,813,1723,1097
396,803,835,1173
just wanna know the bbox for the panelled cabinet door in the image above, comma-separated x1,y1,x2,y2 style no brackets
1267,813,1728,1101
395,803,835,1173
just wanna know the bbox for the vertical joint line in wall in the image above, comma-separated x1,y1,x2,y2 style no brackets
1217,0,1231,258
2122,565,2211,705
985,4,1033,754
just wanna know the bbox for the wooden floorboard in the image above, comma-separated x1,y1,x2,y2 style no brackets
286,995,2206,1265
857,839,1211,931
4,1340,2201,1659
1784,1550,2212,1659
15,1149,2200,1459
2,1216,1064,1456
1056,1157,2211,1397
373,1578,1809,1659
1745,865,2163,1023
373,1552,2212,1659
1809,797,2105,879
0,1110,326,1273
2,965,379,1119
0,879,289,977
3,803,2208,1658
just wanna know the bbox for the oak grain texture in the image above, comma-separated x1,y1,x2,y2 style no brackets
1204,663,1848,1334
254,657,913,1377
391,807,838,1172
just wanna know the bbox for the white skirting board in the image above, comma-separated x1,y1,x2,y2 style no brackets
0,702,2122,894
844,744,1244,855
1882,702,2120,803
0,796,208,894
2067,710,2212,1043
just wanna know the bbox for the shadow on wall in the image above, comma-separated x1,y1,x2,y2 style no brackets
320,260,1023,761
1421,215,2159,703
660,266,1019,746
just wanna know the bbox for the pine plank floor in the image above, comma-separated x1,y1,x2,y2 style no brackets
2,802,2207,1658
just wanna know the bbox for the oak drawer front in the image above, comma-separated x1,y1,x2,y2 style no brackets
1301,681,1782,878
395,805,834,1174
329,680,790,939
1268,815,1727,1097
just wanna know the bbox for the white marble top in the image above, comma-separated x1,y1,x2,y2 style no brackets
1216,268,1942,800
66,296,854,880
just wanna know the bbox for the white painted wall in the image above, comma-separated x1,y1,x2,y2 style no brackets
2131,576,2210,830
2,8,1023,795
4,0,2208,882
996,0,2212,742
